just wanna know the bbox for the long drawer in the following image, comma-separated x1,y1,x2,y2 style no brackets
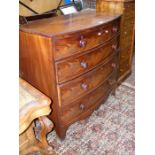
58,56,117,106
60,77,114,125
56,36,119,83
54,20,120,60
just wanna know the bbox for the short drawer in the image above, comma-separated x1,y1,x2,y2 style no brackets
120,46,131,60
119,59,131,76
123,2,135,19
120,28,133,50
56,37,119,83
54,20,120,60
120,38,133,51
58,57,117,105
122,17,134,28
61,78,114,125
124,2,135,11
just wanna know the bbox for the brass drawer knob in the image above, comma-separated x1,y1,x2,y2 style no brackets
112,27,118,33
80,61,88,69
80,104,85,110
79,36,87,48
81,83,88,91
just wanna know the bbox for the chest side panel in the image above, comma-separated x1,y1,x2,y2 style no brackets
19,31,59,103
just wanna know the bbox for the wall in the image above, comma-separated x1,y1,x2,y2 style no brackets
19,0,64,16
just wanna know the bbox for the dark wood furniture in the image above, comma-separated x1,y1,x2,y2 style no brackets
96,0,135,83
19,10,121,139
19,78,55,155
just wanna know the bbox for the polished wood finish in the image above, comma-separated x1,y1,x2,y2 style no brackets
61,77,114,125
54,21,119,60
56,36,119,83
96,0,135,83
20,10,121,139
20,10,120,37
59,56,117,106
19,78,55,155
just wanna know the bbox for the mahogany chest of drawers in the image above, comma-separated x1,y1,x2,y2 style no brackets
97,0,135,83
19,10,121,139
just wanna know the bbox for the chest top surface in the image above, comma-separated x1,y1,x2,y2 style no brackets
20,10,121,37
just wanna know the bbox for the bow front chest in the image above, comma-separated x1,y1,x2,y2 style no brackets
20,10,121,139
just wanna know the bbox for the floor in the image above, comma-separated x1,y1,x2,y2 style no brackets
46,60,135,155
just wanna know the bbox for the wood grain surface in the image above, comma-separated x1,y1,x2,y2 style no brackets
19,10,121,139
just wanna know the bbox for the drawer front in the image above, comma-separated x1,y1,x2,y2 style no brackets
121,23,134,37
122,17,134,28
56,37,119,83
124,2,135,11
120,46,131,61
120,25,134,50
54,20,120,60
119,60,130,77
120,52,130,64
58,57,117,105
123,2,135,19
120,36,133,51
61,78,114,125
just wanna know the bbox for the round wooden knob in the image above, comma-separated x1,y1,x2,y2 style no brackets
105,30,109,34
79,36,87,47
80,61,88,69
112,44,117,50
80,104,85,110
97,32,102,36
112,27,118,33
111,63,116,68
108,79,116,85
81,83,88,91
126,64,129,67
121,55,125,58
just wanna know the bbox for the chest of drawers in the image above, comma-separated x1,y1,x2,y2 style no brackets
97,0,135,83
20,10,121,139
